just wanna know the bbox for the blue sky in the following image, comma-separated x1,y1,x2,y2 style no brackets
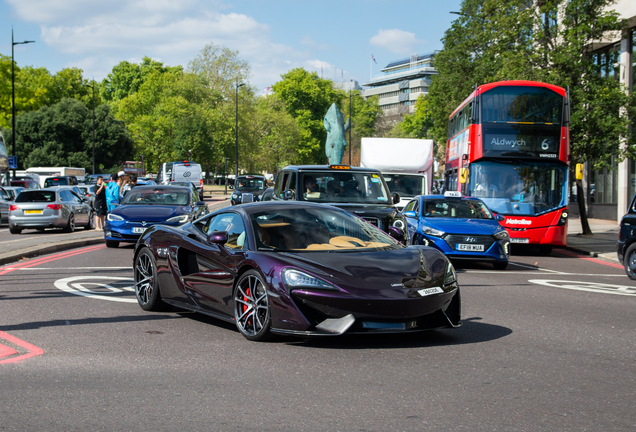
1,0,462,94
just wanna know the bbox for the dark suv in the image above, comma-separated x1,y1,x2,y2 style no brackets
44,176,78,187
272,165,406,242
618,193,636,279
231,175,267,205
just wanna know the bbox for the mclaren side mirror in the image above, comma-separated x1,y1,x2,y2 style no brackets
404,211,417,219
392,192,401,205
208,230,228,245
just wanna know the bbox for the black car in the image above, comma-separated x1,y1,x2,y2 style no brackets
231,175,267,205
618,193,636,279
272,165,406,242
133,201,461,341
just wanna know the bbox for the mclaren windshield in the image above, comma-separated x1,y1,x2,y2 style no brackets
250,206,400,251
468,161,567,216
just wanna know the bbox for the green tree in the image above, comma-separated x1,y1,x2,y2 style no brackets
100,56,182,103
388,95,433,139
272,68,344,164
115,69,228,174
188,43,251,98
9,97,133,171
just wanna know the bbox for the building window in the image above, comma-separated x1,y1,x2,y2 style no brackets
590,157,618,204
593,43,621,80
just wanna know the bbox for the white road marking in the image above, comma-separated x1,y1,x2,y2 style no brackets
54,276,137,303
528,279,636,296
461,271,625,277
508,261,567,274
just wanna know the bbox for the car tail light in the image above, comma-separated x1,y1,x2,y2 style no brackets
200,179,203,186
9,205,19,211
46,204,63,210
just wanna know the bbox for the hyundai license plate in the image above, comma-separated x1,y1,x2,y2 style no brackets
132,227,146,234
457,244,484,251
510,238,530,244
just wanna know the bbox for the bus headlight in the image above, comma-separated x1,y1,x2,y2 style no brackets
557,211,568,226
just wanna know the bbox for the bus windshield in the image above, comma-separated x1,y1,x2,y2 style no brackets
481,86,563,124
467,161,567,216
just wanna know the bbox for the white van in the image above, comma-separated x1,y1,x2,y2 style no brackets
161,161,203,199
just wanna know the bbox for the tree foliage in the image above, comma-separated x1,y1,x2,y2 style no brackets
6,98,133,171
188,43,252,99
100,57,182,103
115,69,229,174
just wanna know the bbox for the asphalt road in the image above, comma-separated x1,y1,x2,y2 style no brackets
1,221,635,431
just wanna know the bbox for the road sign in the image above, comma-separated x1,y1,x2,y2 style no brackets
8,156,17,169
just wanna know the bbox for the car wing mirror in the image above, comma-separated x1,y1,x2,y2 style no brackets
208,230,228,245
403,210,417,218
196,201,206,206
392,192,401,205
496,214,505,222
283,189,294,200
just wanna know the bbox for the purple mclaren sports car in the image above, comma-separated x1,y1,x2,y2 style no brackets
133,201,461,341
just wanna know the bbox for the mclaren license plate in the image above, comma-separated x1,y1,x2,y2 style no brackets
132,227,147,234
457,244,484,252
24,209,43,214
510,238,530,244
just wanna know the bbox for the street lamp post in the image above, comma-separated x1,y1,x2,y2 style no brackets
83,82,96,175
11,28,35,177
224,157,229,195
349,90,353,165
235,82,245,178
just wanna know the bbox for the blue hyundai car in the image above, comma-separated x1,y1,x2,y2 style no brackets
402,192,510,269
104,185,208,248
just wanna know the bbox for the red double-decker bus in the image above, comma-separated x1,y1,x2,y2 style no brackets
444,80,570,252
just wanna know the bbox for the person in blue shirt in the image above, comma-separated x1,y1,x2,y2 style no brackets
106,172,123,212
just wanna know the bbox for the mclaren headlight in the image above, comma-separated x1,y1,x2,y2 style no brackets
282,268,338,291
493,229,510,240
107,213,124,222
165,214,191,224
444,261,457,285
423,227,445,237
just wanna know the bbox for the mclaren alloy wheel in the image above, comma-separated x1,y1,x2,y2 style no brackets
233,270,272,341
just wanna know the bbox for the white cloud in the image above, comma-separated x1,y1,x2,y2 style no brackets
369,29,428,55
6,0,312,89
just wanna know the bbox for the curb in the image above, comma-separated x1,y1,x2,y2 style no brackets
0,237,104,267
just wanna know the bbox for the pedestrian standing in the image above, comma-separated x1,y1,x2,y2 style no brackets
106,172,123,212
94,176,108,230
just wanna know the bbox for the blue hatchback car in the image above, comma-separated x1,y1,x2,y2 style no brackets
104,185,208,248
403,192,510,269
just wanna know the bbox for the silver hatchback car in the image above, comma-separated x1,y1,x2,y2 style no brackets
9,187,94,234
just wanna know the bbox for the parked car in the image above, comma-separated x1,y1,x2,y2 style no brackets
43,176,79,187
2,186,26,200
272,165,406,243
231,175,268,205
11,179,40,189
132,201,461,341
617,193,636,279
104,185,208,248
403,191,510,269
8,187,94,234
0,187,11,226
78,185,97,208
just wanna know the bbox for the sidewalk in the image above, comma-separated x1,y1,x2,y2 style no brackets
565,216,619,262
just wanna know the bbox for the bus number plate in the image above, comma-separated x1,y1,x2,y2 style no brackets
510,238,530,244
457,244,484,251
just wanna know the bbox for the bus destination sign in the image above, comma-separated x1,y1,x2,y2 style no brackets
482,124,560,159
